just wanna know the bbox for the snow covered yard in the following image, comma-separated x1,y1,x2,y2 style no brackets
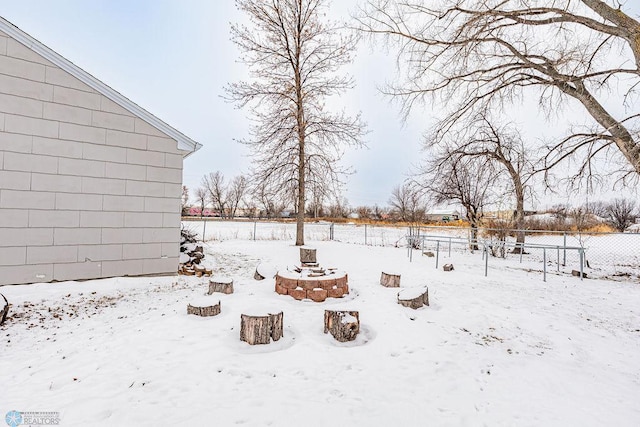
2,240,640,426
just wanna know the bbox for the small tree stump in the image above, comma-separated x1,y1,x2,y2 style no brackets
0,294,9,326
187,298,221,317
423,251,435,257
254,263,276,280
208,277,234,294
380,271,401,287
240,312,284,345
571,270,587,278
397,287,429,309
443,264,454,272
324,310,360,342
300,247,317,264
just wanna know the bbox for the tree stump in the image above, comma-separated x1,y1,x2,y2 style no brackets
397,287,429,309
240,312,284,345
208,277,234,294
423,251,435,257
187,299,221,317
0,294,9,326
254,263,276,280
380,271,401,287
571,270,587,278
443,264,454,272
324,310,360,342
300,247,317,265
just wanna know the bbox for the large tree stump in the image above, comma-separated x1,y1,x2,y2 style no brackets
300,247,317,265
208,277,234,294
397,287,429,309
324,310,360,342
187,298,221,317
240,312,284,345
443,264,454,272
380,271,401,288
0,294,8,326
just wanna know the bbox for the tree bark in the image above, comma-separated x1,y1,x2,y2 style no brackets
300,247,317,264
240,312,284,345
208,278,234,295
380,271,401,287
397,287,429,309
324,310,360,342
187,300,221,317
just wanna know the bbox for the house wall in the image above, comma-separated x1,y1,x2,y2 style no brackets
0,30,186,285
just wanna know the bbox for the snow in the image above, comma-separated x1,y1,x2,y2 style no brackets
179,253,190,264
255,262,278,279
2,239,640,426
340,313,358,324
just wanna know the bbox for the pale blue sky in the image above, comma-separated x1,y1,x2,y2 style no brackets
1,1,638,209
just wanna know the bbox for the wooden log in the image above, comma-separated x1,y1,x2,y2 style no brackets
300,247,317,264
397,287,429,309
443,264,454,272
324,310,360,342
423,251,435,257
571,270,588,278
187,299,221,317
380,271,401,288
208,277,234,294
240,311,284,345
0,293,9,326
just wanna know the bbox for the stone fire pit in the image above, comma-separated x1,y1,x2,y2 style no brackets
275,267,349,302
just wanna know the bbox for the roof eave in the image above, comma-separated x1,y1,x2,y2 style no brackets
0,17,202,156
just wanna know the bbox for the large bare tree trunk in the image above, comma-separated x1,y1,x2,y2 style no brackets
227,0,365,249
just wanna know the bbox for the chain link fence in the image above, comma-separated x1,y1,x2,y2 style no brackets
182,219,640,281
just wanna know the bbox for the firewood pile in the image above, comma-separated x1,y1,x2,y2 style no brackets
179,228,212,277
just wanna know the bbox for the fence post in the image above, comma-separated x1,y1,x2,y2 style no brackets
543,248,547,282
436,240,440,269
484,245,488,277
202,217,207,242
556,246,560,271
329,223,334,240
563,232,567,266
253,221,257,241
448,236,452,257
579,249,584,281
365,224,368,246
519,243,523,263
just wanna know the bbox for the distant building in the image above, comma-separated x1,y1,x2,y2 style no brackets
425,208,461,222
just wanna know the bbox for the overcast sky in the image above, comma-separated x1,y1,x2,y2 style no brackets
2,1,638,209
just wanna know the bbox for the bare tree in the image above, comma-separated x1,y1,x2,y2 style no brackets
439,112,536,252
201,172,227,219
227,175,248,219
606,198,637,231
357,0,640,188
418,152,501,249
356,205,373,220
181,185,190,216
388,183,427,223
227,0,365,245
194,187,207,218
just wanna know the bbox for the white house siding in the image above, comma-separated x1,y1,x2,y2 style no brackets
0,30,187,285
